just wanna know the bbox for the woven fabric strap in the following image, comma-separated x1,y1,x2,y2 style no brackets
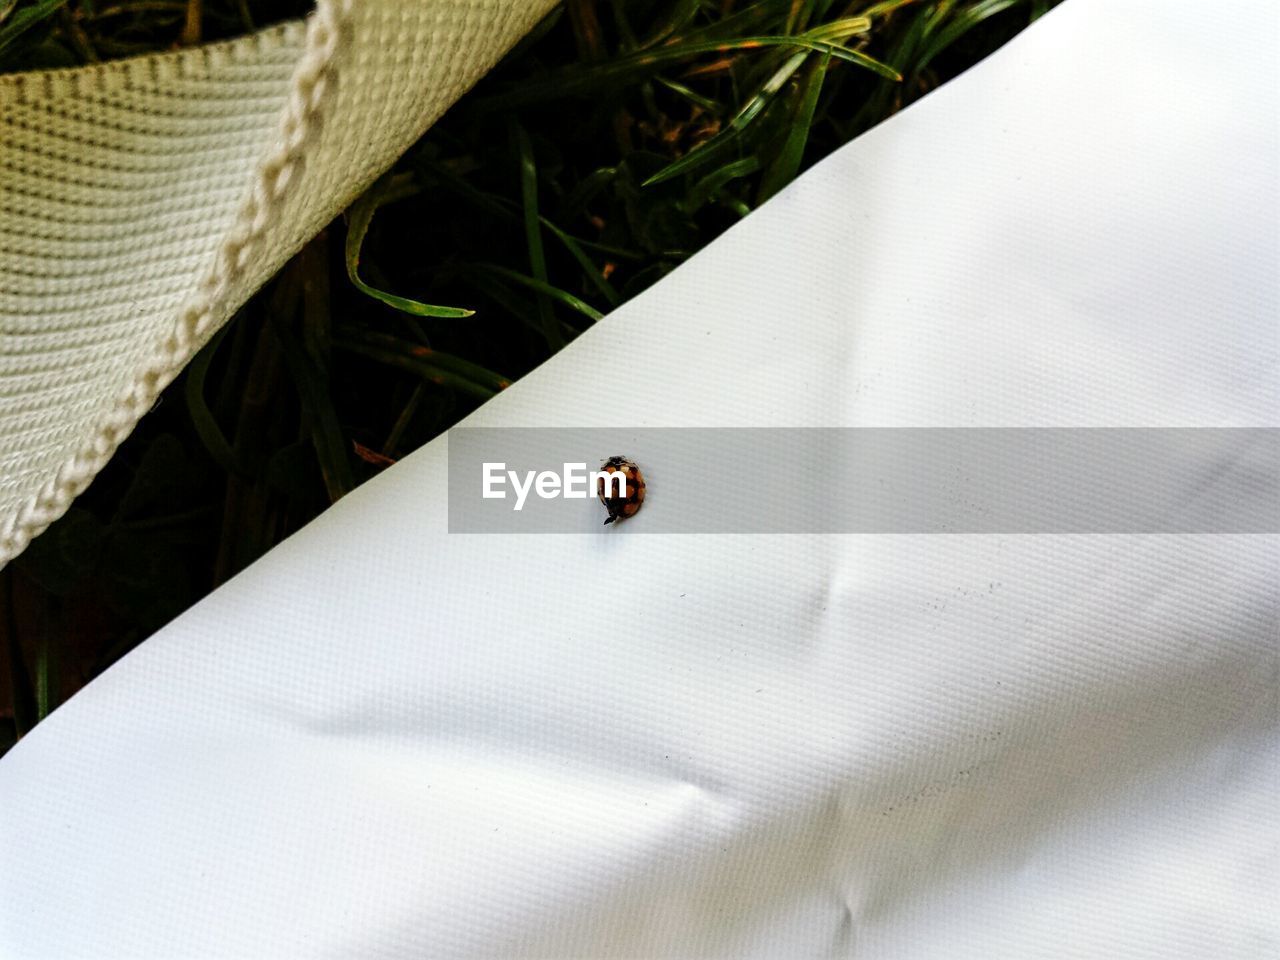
0,0,554,567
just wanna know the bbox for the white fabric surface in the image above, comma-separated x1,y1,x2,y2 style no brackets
1,0,1277,957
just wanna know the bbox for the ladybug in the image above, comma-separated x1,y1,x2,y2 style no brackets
597,456,645,525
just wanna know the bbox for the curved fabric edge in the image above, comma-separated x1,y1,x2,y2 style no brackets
0,5,344,566
0,0,556,568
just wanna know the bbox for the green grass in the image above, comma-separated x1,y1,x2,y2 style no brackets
0,0,1060,752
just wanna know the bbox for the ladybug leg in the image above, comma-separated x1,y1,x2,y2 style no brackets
603,515,616,525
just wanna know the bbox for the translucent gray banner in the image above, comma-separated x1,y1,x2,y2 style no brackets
447,429,1279,533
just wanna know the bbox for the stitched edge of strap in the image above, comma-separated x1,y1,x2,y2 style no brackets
0,0,354,567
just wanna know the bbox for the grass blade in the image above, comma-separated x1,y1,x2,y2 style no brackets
757,49,830,203
35,631,53,722
471,263,605,322
514,122,565,349
0,0,68,56
537,219,622,307
643,50,807,187
345,175,475,319
3,572,35,739
803,16,872,42
334,332,507,401
638,0,702,48
272,322,355,503
416,157,636,276
654,75,722,112
861,0,924,16
684,155,761,211
347,328,511,392
184,326,250,477
485,36,898,109
670,0,793,44
382,382,426,456
917,0,1022,72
